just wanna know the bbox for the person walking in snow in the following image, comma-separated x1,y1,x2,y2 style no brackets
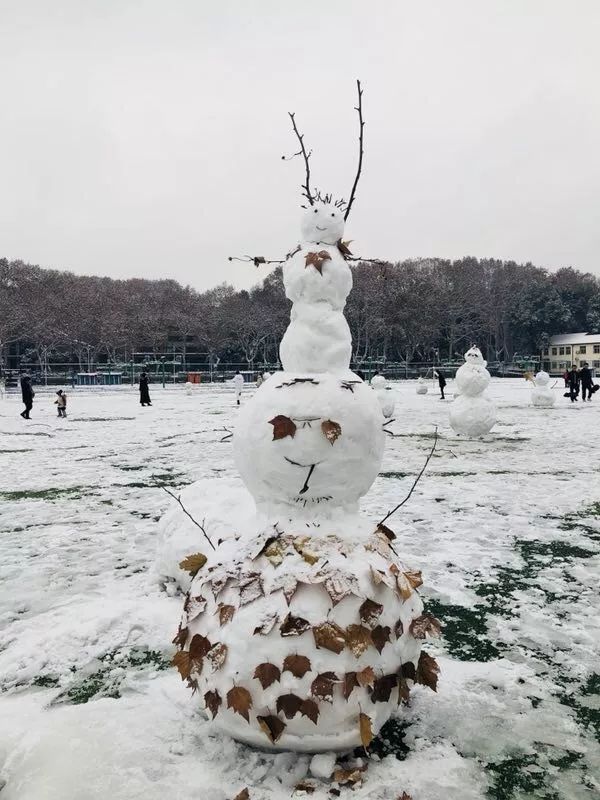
566,365,580,403
579,362,594,402
139,372,152,406
435,369,447,400
54,389,67,417
20,374,34,419
233,370,244,405
256,373,263,388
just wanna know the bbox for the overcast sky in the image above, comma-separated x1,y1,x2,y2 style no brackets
1,0,599,291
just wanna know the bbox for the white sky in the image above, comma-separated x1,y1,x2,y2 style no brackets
1,0,599,291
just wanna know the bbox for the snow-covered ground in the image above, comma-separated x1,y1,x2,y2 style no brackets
0,379,599,799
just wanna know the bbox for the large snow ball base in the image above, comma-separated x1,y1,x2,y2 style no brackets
173,527,439,752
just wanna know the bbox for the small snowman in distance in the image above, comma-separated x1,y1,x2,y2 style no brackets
530,370,555,408
371,373,396,419
185,381,194,396
449,345,496,437
416,377,428,395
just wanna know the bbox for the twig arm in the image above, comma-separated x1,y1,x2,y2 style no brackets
344,80,364,221
160,485,216,551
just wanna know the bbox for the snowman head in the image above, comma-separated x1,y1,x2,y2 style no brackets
301,202,345,246
464,346,486,366
535,370,550,386
234,374,384,510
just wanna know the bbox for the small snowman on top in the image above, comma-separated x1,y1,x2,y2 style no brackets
530,370,556,408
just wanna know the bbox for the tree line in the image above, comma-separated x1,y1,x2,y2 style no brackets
1,255,599,372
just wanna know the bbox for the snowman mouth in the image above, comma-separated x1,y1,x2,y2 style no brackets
316,226,327,231
284,457,322,495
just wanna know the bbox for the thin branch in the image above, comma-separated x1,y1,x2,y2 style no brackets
160,485,216,551
228,255,286,267
346,256,387,266
379,426,439,525
344,79,364,221
287,112,314,205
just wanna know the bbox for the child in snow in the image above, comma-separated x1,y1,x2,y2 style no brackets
54,390,67,417
233,371,244,405
20,375,34,419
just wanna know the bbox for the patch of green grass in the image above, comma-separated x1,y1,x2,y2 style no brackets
0,448,34,453
426,598,501,661
118,465,144,472
55,647,171,705
486,754,559,800
379,471,414,479
32,675,60,688
0,486,87,501
369,718,410,760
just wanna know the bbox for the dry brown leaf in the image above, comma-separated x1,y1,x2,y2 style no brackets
179,552,207,577
416,651,440,692
396,572,413,600
333,768,364,787
371,674,398,703
239,573,263,606
376,522,396,541
394,619,404,638
276,693,303,719
283,654,312,678
232,789,250,800
410,613,442,639
264,540,284,566
370,567,385,586
305,250,331,273
293,536,319,565
346,624,373,658
226,686,252,722
321,419,342,445
269,415,297,440
172,650,191,681
311,672,338,702
359,598,384,625
313,622,346,653
371,625,391,654
294,780,317,794
204,689,221,719
398,676,410,704
323,572,359,606
359,712,373,748
280,614,311,637
206,642,228,672
253,662,281,689
357,666,376,688
398,793,413,800
300,698,319,724
336,239,353,258
343,671,359,700
401,661,416,682
257,714,286,743
404,570,423,590
218,604,235,626
172,626,188,648
253,612,279,636
189,633,212,662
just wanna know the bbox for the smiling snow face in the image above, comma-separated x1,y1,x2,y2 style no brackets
535,370,550,386
300,203,345,246
233,373,385,512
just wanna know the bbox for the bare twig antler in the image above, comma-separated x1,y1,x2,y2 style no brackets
344,79,364,221
160,485,216,551
287,112,314,205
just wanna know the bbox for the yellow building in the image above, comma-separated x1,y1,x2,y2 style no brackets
542,333,600,374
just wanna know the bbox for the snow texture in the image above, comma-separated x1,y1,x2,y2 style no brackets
1,381,600,798
449,347,497,437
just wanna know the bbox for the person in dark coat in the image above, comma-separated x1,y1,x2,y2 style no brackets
566,365,580,402
20,375,34,419
435,369,447,400
580,362,594,401
139,372,151,406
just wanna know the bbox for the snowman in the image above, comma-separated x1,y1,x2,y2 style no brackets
168,84,439,754
530,370,555,408
449,346,496,437
416,377,428,396
185,381,194,396
370,373,396,419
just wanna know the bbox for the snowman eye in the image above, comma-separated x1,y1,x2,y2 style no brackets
314,209,318,214
331,213,335,217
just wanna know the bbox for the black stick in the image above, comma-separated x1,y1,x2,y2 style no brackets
160,485,216,551
344,80,364,221
288,112,314,205
379,426,439,525
299,463,316,495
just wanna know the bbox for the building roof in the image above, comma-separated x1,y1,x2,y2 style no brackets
549,332,600,346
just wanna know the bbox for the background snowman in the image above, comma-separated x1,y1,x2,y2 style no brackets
449,345,497,437
164,82,439,755
530,370,556,408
